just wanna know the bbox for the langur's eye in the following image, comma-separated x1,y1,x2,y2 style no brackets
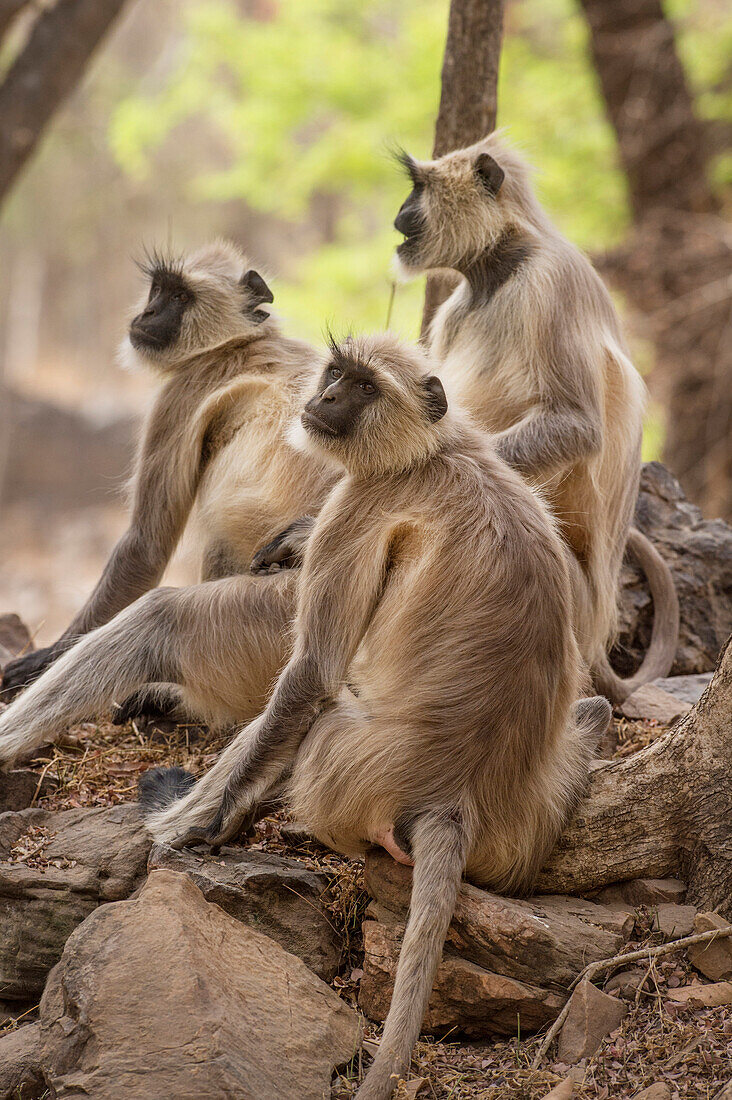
360,381,375,394
330,366,342,379
174,292,189,303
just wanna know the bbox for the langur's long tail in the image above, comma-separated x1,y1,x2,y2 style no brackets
355,810,467,1100
594,526,679,705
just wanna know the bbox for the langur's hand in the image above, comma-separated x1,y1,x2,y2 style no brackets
250,515,315,574
1,645,57,701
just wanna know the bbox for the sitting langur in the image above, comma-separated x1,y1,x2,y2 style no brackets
0,241,335,717
140,334,612,1100
0,243,341,765
391,134,679,703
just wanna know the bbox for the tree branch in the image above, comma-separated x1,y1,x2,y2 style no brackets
0,0,129,206
421,0,504,336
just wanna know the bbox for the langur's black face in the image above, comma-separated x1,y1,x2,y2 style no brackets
392,150,428,264
130,269,194,351
302,356,379,440
394,185,426,262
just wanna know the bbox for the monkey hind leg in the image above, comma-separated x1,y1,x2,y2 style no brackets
112,683,192,727
0,588,181,768
355,809,467,1100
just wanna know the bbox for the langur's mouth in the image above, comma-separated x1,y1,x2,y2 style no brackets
301,410,340,437
396,235,421,259
129,325,165,349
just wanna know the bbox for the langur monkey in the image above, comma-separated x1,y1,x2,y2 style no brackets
0,241,335,718
392,134,679,703
140,333,611,1100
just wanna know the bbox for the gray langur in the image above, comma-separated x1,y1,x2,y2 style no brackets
0,242,340,764
392,133,679,703
139,333,612,1100
0,240,335,720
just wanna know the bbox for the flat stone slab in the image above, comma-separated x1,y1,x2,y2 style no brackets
365,851,632,993
620,683,691,724
650,673,714,705
361,908,565,1037
0,803,150,999
149,843,342,980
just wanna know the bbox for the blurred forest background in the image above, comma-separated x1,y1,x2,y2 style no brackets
0,0,729,646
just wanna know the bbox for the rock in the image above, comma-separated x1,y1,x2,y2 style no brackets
557,979,628,1062
667,981,732,1007
0,1022,44,1098
39,869,360,1100
360,911,565,1037
688,913,732,980
542,1079,574,1099
604,967,647,998
613,462,732,677
365,851,632,993
620,683,691,724
0,768,57,812
651,673,713,705
0,613,33,668
594,878,687,907
149,843,342,980
633,1086,672,1100
0,803,150,999
652,903,697,939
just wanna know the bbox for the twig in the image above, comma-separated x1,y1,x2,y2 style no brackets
531,925,732,1069
384,280,397,329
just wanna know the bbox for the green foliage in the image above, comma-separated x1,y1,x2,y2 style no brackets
107,0,729,384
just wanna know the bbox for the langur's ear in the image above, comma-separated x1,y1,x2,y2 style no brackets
422,375,448,423
474,153,505,196
240,270,274,323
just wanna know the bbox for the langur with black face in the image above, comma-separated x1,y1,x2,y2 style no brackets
0,242,336,764
392,134,679,704
140,333,611,1100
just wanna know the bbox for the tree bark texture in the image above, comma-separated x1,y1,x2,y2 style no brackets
537,635,732,916
578,0,715,221
579,0,731,519
0,0,30,44
0,0,129,206
421,0,504,337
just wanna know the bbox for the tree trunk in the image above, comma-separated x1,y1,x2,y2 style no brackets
537,635,732,917
0,0,30,43
0,0,129,207
421,0,504,338
578,0,731,519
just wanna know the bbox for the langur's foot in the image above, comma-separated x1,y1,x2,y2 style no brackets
372,825,415,866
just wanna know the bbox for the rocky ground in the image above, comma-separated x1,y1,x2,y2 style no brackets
1,462,730,1100
0,703,730,1100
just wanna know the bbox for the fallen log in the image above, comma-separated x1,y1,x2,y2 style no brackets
537,636,732,915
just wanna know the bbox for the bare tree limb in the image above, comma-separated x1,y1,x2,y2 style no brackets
0,0,129,207
537,635,732,913
0,0,31,44
421,0,504,337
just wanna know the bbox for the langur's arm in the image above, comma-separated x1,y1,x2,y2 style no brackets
493,329,603,477
2,382,212,697
149,503,395,847
64,388,213,636
493,402,601,476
